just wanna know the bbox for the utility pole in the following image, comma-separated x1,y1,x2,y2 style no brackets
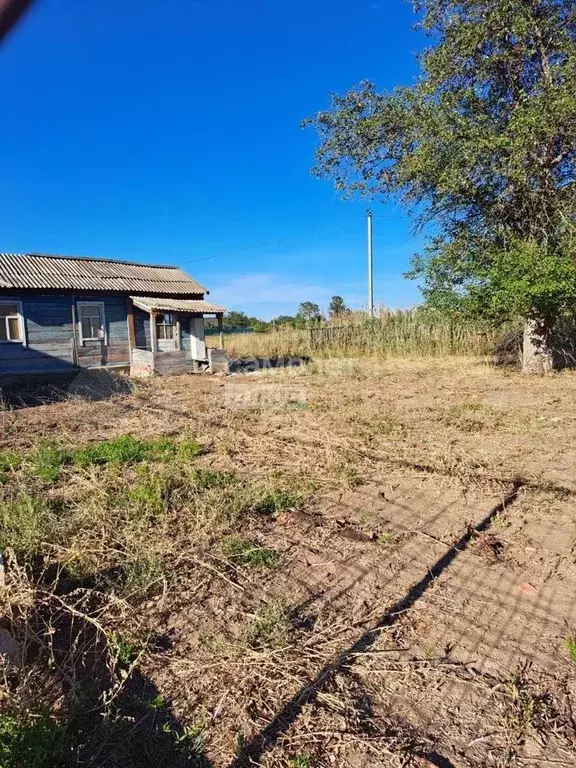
367,208,374,317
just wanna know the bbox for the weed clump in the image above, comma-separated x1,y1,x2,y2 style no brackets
224,538,279,568
247,601,291,649
0,711,67,768
72,435,201,468
249,488,299,516
564,637,576,664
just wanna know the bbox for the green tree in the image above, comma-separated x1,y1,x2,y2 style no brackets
297,302,322,323
272,314,297,327
223,311,252,329
328,295,348,318
305,0,576,372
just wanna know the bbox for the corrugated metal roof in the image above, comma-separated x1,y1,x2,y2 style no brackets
0,253,207,295
131,296,226,314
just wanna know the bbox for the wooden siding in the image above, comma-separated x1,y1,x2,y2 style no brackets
153,350,196,375
0,292,131,376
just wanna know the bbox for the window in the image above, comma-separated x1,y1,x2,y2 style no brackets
155,313,175,340
78,302,105,343
0,303,24,343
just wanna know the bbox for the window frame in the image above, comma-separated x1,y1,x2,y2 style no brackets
155,312,176,341
0,300,26,345
77,301,107,345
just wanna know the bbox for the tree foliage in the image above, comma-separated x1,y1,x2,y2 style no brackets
296,301,323,322
304,0,576,332
329,295,348,317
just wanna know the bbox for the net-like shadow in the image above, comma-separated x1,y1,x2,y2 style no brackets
229,480,524,767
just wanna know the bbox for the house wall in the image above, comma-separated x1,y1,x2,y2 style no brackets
0,292,131,376
134,307,152,351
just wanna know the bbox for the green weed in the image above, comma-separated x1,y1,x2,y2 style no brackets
190,468,235,489
120,555,165,597
0,711,66,768
564,637,576,664
0,493,56,556
250,488,299,515
112,634,141,668
27,444,67,483
161,721,206,758
146,694,168,711
224,538,279,568
439,402,505,434
0,450,22,481
376,531,395,546
289,757,312,768
247,601,291,649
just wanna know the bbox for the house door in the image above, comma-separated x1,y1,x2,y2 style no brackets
190,317,206,360
155,313,177,352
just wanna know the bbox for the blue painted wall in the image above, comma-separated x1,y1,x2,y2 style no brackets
0,293,132,375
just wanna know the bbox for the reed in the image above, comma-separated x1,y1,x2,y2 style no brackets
215,310,516,360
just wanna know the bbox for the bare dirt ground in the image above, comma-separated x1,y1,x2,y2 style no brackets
2,357,576,767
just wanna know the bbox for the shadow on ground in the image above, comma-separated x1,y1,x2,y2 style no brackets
2,559,213,768
228,481,524,768
0,369,133,409
228,356,311,374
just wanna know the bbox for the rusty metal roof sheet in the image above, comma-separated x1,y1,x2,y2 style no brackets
0,253,207,295
131,296,225,314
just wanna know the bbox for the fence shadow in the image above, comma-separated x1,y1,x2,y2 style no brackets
228,480,524,768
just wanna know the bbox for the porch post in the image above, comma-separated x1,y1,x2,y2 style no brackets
150,310,157,353
217,313,224,350
125,297,136,361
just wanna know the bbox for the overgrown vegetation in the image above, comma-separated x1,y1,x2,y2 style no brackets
305,0,576,371
0,430,308,767
213,309,517,361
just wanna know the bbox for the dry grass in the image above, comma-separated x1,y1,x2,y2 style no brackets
211,310,518,361
1,357,576,767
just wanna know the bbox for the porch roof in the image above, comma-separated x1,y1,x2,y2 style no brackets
131,296,226,314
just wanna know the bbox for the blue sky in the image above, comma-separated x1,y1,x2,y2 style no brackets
1,0,425,318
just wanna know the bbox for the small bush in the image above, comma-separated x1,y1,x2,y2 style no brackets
224,538,279,568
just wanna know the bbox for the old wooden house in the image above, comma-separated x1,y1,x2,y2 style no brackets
0,252,226,382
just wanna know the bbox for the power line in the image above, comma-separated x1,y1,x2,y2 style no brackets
177,213,408,266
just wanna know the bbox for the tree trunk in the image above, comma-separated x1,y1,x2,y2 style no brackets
522,319,554,374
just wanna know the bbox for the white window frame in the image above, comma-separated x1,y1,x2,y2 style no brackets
0,300,26,346
77,301,107,345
